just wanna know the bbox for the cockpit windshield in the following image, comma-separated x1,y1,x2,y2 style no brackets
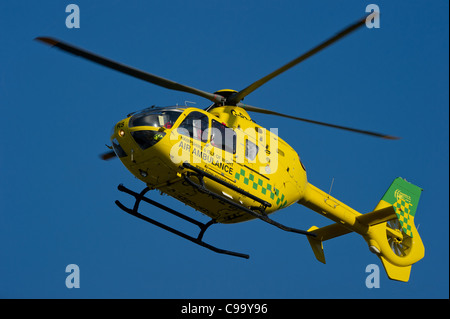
129,108,183,129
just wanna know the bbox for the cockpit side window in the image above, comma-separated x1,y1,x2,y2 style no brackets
211,120,236,154
177,111,210,142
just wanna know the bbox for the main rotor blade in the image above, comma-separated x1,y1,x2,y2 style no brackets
228,16,369,105
35,37,223,104
238,103,399,139
100,150,117,160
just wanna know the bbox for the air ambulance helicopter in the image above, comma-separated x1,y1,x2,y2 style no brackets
36,15,424,282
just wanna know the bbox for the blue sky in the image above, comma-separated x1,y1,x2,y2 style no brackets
0,1,448,299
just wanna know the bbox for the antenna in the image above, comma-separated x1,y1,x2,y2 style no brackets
328,177,335,197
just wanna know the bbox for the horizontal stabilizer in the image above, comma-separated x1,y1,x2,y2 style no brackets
307,206,397,264
356,206,397,226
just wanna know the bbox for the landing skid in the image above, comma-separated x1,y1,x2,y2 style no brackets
115,164,315,259
115,184,250,259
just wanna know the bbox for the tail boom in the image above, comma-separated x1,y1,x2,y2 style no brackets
299,178,424,282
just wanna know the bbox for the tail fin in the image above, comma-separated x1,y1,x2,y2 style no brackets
375,177,422,238
306,177,424,282
371,177,424,281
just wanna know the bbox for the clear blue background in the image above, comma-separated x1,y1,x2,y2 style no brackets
1,0,448,298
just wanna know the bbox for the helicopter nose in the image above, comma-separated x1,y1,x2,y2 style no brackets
130,130,166,151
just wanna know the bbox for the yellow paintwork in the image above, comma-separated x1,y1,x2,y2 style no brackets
300,185,424,282
111,104,424,281
36,16,423,282
112,106,307,223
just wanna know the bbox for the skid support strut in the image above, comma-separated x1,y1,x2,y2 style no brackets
182,163,315,237
115,184,249,259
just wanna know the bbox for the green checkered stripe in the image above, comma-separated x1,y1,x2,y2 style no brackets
234,168,287,208
393,199,414,238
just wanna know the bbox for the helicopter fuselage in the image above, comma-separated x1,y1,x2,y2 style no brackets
36,15,426,280
111,105,308,223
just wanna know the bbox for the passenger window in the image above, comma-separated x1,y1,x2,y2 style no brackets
177,111,209,142
211,120,236,154
245,139,258,161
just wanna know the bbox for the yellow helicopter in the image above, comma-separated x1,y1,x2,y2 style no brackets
36,15,424,282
